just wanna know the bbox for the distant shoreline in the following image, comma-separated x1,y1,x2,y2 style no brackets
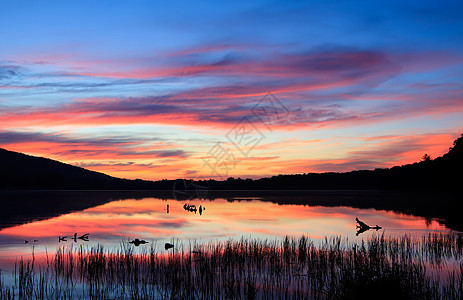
1,189,461,232
1,134,462,190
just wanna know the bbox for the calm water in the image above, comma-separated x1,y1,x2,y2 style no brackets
0,193,452,271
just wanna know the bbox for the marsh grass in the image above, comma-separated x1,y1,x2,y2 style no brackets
1,233,462,299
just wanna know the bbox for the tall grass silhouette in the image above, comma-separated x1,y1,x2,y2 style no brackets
1,233,462,299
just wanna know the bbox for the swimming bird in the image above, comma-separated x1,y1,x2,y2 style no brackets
165,242,174,250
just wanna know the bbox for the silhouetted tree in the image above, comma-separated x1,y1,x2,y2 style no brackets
449,134,463,153
2,132,462,191
421,153,432,162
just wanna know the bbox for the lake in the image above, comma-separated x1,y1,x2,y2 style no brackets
0,191,453,264
0,191,461,298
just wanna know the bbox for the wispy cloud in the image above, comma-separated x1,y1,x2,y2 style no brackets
2,0,462,180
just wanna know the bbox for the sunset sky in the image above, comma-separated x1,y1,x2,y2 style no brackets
1,0,462,180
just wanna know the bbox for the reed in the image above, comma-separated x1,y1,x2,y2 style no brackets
1,233,462,299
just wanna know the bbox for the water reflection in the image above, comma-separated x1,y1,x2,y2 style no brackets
0,195,451,267
0,198,450,245
0,192,460,299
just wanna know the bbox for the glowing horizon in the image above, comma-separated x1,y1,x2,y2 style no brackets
1,1,462,180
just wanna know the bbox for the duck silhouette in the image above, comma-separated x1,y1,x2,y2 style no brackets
165,242,174,250
129,239,148,246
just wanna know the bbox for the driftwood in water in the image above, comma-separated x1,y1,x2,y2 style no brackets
355,218,382,236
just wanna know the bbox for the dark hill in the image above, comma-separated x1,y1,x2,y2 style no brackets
0,148,168,190
1,133,462,190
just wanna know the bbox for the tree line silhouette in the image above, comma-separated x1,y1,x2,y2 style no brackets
1,133,461,190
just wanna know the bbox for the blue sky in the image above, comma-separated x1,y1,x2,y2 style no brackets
1,0,462,180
